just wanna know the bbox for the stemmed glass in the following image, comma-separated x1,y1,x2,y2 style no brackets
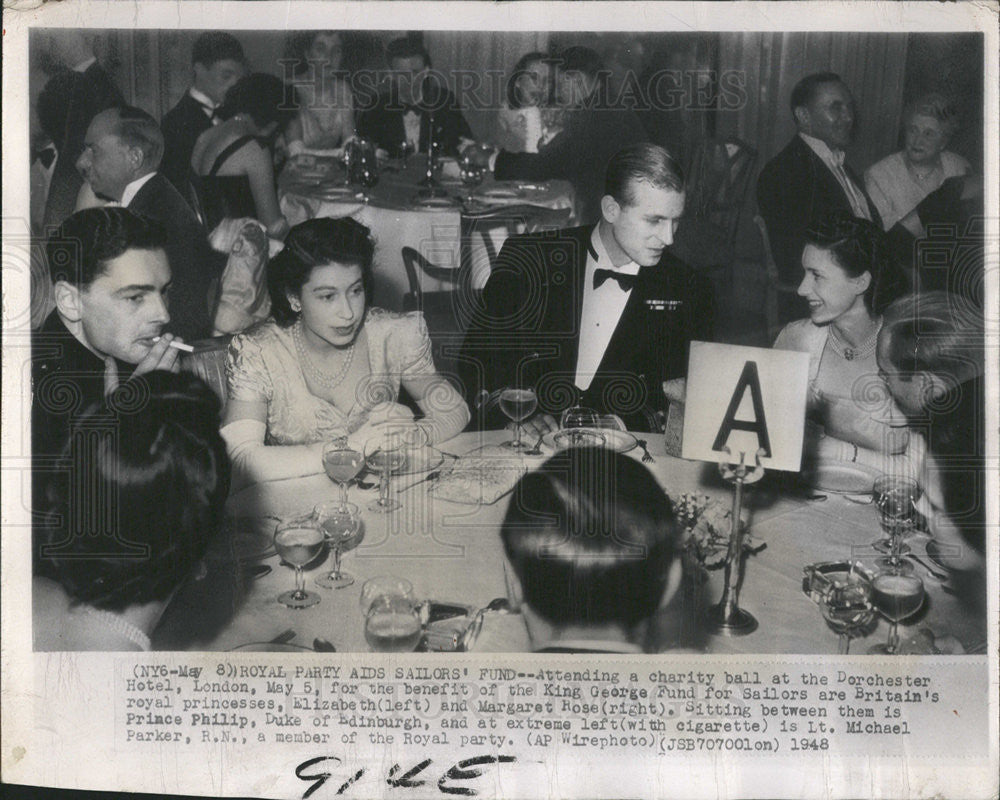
819,578,875,654
871,475,922,571
364,429,408,513
499,386,538,450
360,576,422,653
273,519,325,609
459,151,485,204
322,437,364,507
341,138,361,187
554,405,601,448
867,569,926,655
349,140,379,204
399,139,415,170
313,501,361,589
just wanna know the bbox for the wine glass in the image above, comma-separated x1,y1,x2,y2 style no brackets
341,138,361,187
871,475,922,570
364,430,407,513
499,387,538,450
349,140,379,204
360,576,422,653
273,519,325,609
322,438,364,507
867,570,925,655
459,151,485,204
399,138,415,170
819,578,875,654
554,405,600,447
313,501,361,589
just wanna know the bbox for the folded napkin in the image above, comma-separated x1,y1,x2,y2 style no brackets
429,445,528,505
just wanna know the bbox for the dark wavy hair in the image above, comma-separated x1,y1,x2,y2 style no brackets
191,31,244,68
500,446,681,628
42,371,231,613
216,73,296,129
506,51,550,110
47,207,167,287
267,216,376,327
804,212,909,315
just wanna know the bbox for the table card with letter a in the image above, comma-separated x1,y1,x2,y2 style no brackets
681,341,809,471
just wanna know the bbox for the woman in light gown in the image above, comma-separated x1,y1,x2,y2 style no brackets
285,31,356,155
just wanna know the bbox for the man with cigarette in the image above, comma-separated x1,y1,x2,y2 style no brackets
32,207,183,474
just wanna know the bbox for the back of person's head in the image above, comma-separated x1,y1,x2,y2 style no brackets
105,104,164,172
47,207,167,287
268,216,376,327
216,73,295,128
790,71,844,113
903,92,960,138
42,370,231,612
804,212,909,315
386,37,430,68
192,31,244,67
506,51,550,109
604,142,685,206
500,446,681,631
881,291,984,387
556,45,605,82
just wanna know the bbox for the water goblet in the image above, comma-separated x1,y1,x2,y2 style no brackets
364,431,407,513
273,519,325,609
871,475,922,569
819,578,875,654
554,405,600,447
313,501,361,589
459,152,485,204
322,438,364,506
867,570,926,655
499,387,538,450
360,576,421,653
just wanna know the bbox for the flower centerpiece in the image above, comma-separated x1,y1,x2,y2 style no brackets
673,492,766,570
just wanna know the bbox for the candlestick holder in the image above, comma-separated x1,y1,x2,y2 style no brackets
705,447,766,636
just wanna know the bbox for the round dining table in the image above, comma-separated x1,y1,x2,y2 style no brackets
155,430,984,656
278,157,576,310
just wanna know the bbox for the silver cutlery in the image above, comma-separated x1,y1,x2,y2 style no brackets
524,433,546,456
396,470,441,493
908,552,949,582
636,438,655,463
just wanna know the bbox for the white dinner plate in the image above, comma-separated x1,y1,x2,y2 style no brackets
542,428,637,454
414,196,458,208
228,642,312,652
478,188,520,199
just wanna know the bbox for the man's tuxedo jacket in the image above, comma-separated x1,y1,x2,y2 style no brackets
160,93,214,195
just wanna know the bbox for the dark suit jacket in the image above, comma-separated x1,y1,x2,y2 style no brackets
160,92,214,195
129,173,225,340
458,225,714,432
357,89,472,157
757,135,881,287
494,106,649,224
41,63,124,229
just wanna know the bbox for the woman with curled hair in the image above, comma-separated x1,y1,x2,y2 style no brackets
773,212,915,485
190,73,296,237
500,446,687,653
877,292,985,585
34,371,230,651
494,52,552,154
864,93,973,236
222,217,469,486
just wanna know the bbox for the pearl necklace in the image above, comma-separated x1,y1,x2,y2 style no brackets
293,321,356,389
82,606,152,651
828,319,882,361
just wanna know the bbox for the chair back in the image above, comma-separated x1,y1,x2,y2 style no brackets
180,335,232,403
684,138,757,249
754,214,799,342
461,204,573,286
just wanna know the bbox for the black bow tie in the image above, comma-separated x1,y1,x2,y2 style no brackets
593,268,638,291
33,146,56,169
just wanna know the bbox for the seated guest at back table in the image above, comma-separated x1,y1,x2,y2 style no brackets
76,105,223,340
34,371,230,651
493,52,552,154
357,37,473,157
772,213,913,481
284,31,356,155
160,32,246,194
222,217,469,486
459,143,713,433
492,46,648,224
877,292,985,603
757,72,881,324
500,446,686,654
190,73,295,238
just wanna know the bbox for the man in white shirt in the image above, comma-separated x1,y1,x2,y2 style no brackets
459,143,714,433
757,72,881,325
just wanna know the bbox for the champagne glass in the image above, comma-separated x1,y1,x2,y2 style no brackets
819,579,875,654
871,475,922,569
360,576,422,653
273,520,325,609
313,501,361,589
867,570,925,655
499,387,538,450
322,438,364,507
364,431,407,513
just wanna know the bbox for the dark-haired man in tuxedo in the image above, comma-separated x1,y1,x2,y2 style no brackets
160,32,245,193
757,72,881,323
459,142,713,433
77,105,224,340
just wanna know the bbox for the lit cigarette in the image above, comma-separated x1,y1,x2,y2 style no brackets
152,337,195,353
